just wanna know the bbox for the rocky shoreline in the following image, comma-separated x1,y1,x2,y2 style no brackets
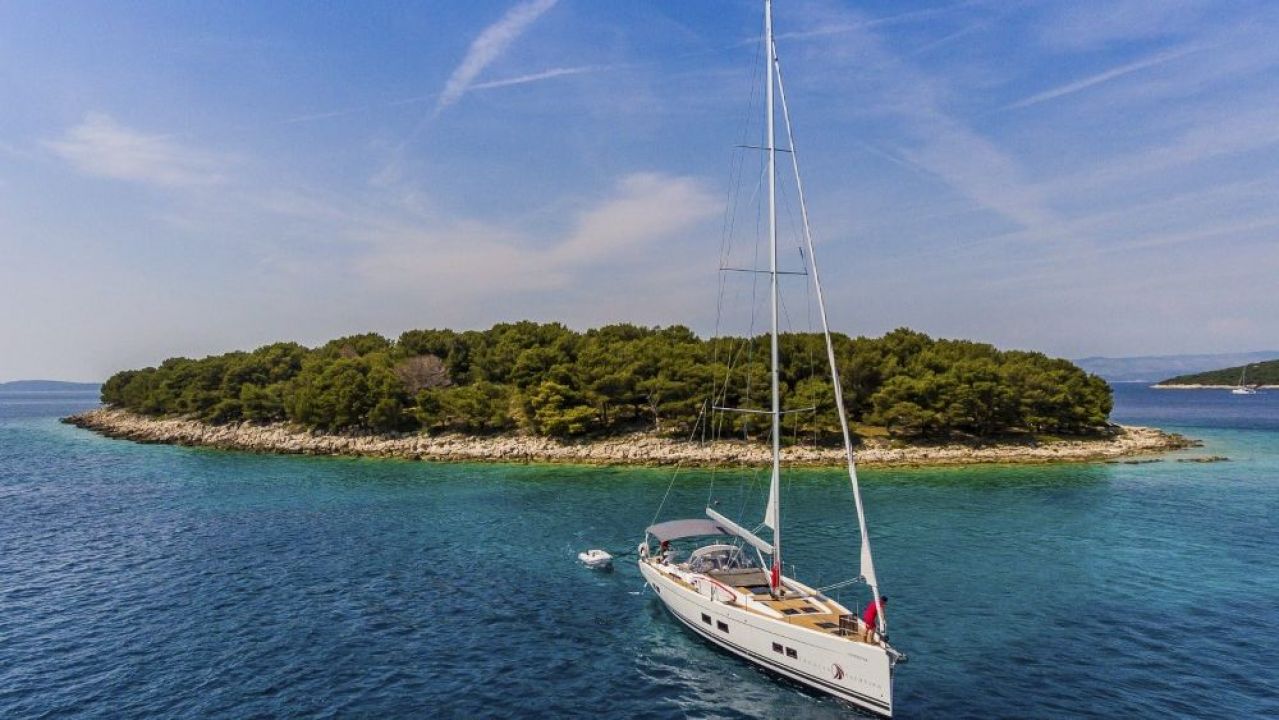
64,407,1197,469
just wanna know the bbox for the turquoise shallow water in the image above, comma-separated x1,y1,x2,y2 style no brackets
1,385,1276,718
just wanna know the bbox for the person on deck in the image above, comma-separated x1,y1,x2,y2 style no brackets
861,596,887,642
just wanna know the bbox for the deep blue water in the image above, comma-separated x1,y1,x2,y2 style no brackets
1,385,1275,719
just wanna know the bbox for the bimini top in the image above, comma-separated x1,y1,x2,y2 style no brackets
646,511,776,556
645,518,728,542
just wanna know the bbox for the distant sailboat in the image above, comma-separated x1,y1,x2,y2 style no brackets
1232,366,1258,395
638,2,903,715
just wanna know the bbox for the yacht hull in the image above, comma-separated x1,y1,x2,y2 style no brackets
641,561,893,717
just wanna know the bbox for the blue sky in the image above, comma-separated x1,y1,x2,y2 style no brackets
2,0,1277,382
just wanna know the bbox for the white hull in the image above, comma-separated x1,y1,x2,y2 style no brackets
640,561,893,717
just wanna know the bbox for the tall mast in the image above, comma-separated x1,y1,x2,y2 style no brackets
765,0,783,594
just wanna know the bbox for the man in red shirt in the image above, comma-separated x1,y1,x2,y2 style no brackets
861,595,887,643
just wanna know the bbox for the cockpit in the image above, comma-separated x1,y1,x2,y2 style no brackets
687,544,759,574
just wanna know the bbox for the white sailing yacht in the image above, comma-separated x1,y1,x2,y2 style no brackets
1232,366,1257,395
638,2,903,716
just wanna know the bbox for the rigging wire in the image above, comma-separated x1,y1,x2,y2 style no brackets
708,31,767,516
646,399,712,533
773,35,887,632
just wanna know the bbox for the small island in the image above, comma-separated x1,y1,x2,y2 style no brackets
1155,358,1278,388
67,322,1192,467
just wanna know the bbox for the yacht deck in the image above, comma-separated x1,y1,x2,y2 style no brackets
658,560,872,643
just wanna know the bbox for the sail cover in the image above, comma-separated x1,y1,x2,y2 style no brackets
763,467,779,530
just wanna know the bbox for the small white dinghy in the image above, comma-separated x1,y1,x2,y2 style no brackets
578,549,614,570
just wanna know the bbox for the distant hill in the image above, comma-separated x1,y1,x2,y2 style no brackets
1075,352,1279,382
1159,360,1279,387
0,380,101,392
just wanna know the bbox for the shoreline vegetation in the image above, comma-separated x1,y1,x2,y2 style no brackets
97,323,1117,441
65,407,1194,468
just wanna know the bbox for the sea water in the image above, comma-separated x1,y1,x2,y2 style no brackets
1,385,1275,718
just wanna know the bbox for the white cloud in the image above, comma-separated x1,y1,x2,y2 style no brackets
435,0,559,113
553,173,718,264
45,113,229,187
354,172,719,311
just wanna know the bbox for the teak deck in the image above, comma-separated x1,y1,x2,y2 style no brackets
741,587,864,639
657,561,870,644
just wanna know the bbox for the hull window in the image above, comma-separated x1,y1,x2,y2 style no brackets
702,613,712,625
716,621,729,633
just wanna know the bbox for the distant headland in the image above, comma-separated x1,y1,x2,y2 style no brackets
65,322,1195,467
1156,358,1279,388
1075,351,1279,383
0,380,101,392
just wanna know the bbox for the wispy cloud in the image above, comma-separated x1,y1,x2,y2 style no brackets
1005,45,1201,110
796,4,1058,230
277,106,370,126
903,126,1056,229
470,64,608,91
910,20,989,55
45,113,229,187
759,1,978,44
1040,96,1279,201
368,0,560,186
0,140,36,161
1036,0,1211,51
275,64,612,128
435,0,559,114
